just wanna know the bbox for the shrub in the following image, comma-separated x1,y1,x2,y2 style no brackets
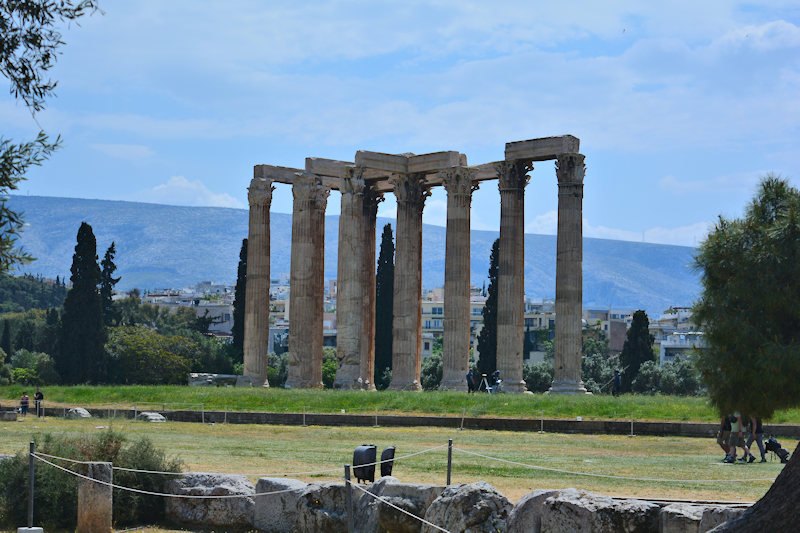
268,351,289,387
322,347,337,389
524,361,554,393
421,352,443,390
9,349,59,384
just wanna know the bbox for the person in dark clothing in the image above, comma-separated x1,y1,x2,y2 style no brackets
717,415,731,461
611,370,622,396
20,391,29,417
466,369,476,393
747,417,765,463
34,387,44,417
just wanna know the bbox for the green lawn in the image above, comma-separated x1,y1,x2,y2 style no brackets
0,417,792,504
2,385,800,423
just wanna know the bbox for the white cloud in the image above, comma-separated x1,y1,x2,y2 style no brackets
525,211,559,235
658,172,763,195
133,176,244,208
89,143,154,160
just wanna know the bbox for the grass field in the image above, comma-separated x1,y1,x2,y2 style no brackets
1,416,792,505
3,385,800,424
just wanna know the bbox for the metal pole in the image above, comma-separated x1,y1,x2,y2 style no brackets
446,439,453,486
629,413,635,437
539,409,544,433
224,405,227,424
202,403,205,424
374,406,378,428
28,441,34,528
459,407,465,431
134,403,137,420
302,406,307,427
344,464,354,533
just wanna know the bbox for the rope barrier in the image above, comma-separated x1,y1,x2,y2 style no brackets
453,447,778,483
346,479,451,533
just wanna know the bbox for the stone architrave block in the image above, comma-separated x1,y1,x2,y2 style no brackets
659,503,704,533
253,477,307,533
165,473,255,529
77,462,112,533
504,135,580,162
421,481,512,533
294,482,349,533
136,411,166,422
699,506,746,532
67,407,91,419
539,488,660,533
505,489,562,533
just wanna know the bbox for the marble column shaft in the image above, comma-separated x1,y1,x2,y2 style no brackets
244,178,274,387
334,169,366,389
495,160,531,393
360,188,381,390
287,173,329,389
389,173,429,390
550,153,588,394
440,167,476,390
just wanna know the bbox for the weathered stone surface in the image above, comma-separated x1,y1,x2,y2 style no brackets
659,503,703,533
189,373,252,387
165,473,255,529
67,407,91,419
506,489,561,533
700,506,746,532
78,462,112,533
354,476,445,533
421,481,511,533
0,454,12,462
0,411,16,421
294,481,349,532
136,411,166,422
253,477,307,533
539,488,660,533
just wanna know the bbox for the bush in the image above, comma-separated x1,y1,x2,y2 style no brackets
322,347,337,389
0,430,182,529
524,361,554,393
106,326,192,384
631,357,702,395
9,349,59,384
268,351,289,387
421,353,443,390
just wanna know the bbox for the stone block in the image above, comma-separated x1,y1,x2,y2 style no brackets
354,476,445,533
698,506,746,532
506,489,561,533
539,488,660,533
136,411,166,422
660,503,703,533
505,135,580,161
0,411,17,421
294,482,349,533
422,481,511,533
67,407,91,419
78,462,112,533
165,473,255,529
235,375,254,387
253,477,307,533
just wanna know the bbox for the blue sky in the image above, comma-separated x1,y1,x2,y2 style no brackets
2,0,799,247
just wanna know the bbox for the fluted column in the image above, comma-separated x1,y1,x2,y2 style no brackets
549,153,588,394
244,177,274,387
360,187,382,390
389,173,429,390
440,167,476,390
287,173,329,389
495,160,531,393
334,168,366,388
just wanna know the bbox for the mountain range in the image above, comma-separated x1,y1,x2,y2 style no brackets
8,195,701,315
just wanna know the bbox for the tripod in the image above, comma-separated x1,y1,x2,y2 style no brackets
479,374,492,393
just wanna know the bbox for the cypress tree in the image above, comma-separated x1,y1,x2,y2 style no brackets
58,222,107,383
619,309,654,392
231,238,247,362
100,241,121,326
476,238,499,377
374,224,395,389
0,320,11,362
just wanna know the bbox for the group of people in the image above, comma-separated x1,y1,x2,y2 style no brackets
717,412,766,463
465,369,501,393
17,387,44,418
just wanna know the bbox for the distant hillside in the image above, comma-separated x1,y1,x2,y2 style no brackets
8,195,700,314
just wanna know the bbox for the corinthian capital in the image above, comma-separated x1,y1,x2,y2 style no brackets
495,160,532,192
556,153,586,185
390,173,430,210
440,167,476,197
340,166,366,197
292,173,330,209
248,178,274,208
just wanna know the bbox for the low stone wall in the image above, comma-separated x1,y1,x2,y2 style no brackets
163,473,748,533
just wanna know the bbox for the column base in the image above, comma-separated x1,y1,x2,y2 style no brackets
438,378,467,391
248,375,267,387
284,379,323,389
499,379,528,394
333,365,361,389
388,379,422,391
546,379,592,394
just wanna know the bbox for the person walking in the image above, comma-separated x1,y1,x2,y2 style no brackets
466,369,476,393
34,387,44,417
717,415,731,461
747,417,766,463
725,412,751,463
20,391,29,418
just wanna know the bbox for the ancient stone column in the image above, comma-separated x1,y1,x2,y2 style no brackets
360,188,382,390
334,168,366,389
244,178,274,387
389,173,429,390
549,153,589,394
286,173,329,389
495,160,531,393
440,167,476,390
78,462,112,533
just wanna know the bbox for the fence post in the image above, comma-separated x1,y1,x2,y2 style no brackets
446,439,453,486
539,410,545,433
374,407,378,428
344,464,354,533
302,406,307,427
202,403,205,424
28,441,34,528
133,403,137,420
629,413,635,437
459,408,466,431
77,462,113,533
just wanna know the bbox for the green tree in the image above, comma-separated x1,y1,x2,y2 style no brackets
100,241,120,326
421,352,443,390
523,361,554,393
476,238,499,377
692,177,800,532
618,310,654,392
374,223,394,389
231,238,247,362
1,319,11,360
58,222,106,383
0,1,97,270
322,346,337,389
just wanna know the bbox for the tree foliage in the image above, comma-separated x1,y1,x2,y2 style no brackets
100,241,120,326
0,0,98,270
693,176,800,418
0,273,67,313
231,238,247,361
618,310,654,392
476,238,499,376
374,223,394,389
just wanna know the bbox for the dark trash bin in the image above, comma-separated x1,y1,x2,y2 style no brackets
353,444,377,483
381,446,396,478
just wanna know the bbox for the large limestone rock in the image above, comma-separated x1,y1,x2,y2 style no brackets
701,506,746,532
354,476,445,533
659,503,704,533
538,488,660,533
136,411,166,422
294,482,349,532
421,482,511,533
67,407,91,419
253,477,307,533
164,473,255,529
506,489,561,533
77,462,112,533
